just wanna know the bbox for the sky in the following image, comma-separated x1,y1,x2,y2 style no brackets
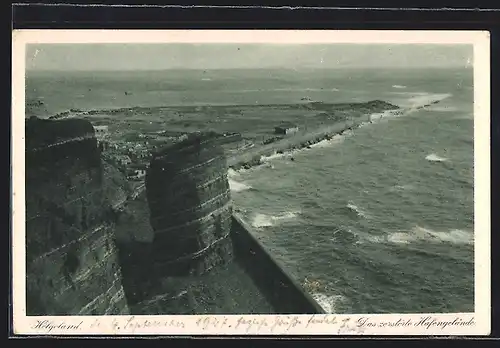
25,43,473,71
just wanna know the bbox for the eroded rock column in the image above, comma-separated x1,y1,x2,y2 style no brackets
146,132,234,277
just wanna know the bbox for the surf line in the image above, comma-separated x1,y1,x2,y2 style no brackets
228,114,392,172
227,97,449,173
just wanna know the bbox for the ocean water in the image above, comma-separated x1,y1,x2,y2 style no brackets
26,67,474,314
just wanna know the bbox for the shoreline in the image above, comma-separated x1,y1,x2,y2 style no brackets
106,101,439,202
227,109,399,171
31,99,399,121
44,97,445,205
226,95,447,172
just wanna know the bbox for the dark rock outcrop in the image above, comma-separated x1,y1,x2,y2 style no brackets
26,99,48,118
24,119,320,315
117,132,278,314
25,117,129,315
145,132,234,277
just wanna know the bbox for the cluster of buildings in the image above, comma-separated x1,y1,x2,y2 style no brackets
274,123,299,135
258,123,300,146
92,122,299,182
93,124,149,182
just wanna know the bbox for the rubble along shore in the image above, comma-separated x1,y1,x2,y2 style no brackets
226,96,446,171
226,111,393,171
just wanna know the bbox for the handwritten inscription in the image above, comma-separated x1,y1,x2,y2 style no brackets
357,316,476,330
27,315,477,335
110,316,186,333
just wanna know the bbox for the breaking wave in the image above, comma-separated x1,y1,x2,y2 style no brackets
260,152,292,162
390,184,415,192
368,109,404,123
229,179,252,192
251,211,300,228
407,93,453,108
311,293,344,314
425,153,448,162
424,105,459,113
392,85,407,89
346,202,370,219
354,226,473,246
387,226,473,246
227,168,240,178
310,133,348,148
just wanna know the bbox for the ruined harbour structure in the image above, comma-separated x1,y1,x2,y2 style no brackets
24,117,324,315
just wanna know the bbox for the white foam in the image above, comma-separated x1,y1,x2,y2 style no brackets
407,93,453,108
260,152,290,162
227,168,240,178
425,153,448,162
229,179,252,192
311,293,343,314
416,226,473,245
425,105,458,113
387,226,473,246
390,184,414,192
387,232,413,244
251,213,274,228
347,202,370,219
392,85,407,89
310,134,347,148
369,109,402,123
260,148,305,163
251,211,300,228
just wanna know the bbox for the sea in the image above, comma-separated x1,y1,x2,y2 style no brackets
26,67,475,314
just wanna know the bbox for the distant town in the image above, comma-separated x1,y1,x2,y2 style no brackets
92,122,299,185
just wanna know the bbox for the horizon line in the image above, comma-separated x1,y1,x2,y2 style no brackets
26,66,472,72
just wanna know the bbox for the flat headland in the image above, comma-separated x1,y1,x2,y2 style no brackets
42,99,408,175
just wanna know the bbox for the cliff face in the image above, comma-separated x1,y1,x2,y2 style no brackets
25,117,129,315
23,119,321,315
145,132,234,276
117,132,272,314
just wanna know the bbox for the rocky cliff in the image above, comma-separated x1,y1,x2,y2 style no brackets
25,117,129,315
25,120,277,315
114,133,282,315
146,132,234,276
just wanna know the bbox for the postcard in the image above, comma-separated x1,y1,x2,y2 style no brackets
11,29,491,336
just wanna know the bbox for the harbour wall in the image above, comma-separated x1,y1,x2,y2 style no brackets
230,214,326,314
227,113,374,169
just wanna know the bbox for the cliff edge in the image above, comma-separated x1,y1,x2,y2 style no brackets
25,117,130,315
146,132,234,276
117,132,276,314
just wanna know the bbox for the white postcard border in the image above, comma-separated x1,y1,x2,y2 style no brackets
11,29,491,336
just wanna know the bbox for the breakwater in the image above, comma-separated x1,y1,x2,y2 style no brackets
230,214,325,314
226,97,450,171
228,111,385,170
